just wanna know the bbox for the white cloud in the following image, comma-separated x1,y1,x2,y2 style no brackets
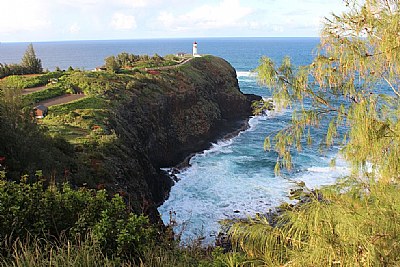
58,0,152,9
59,0,104,7
0,0,51,34
157,0,252,31
158,11,175,28
115,0,149,8
0,0,348,41
69,23,81,34
247,0,347,36
248,21,261,30
111,13,137,30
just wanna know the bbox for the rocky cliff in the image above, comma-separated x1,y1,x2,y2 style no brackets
13,56,258,223
100,56,259,221
0,54,258,223
110,56,256,220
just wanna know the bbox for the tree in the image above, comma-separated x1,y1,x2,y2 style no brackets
21,43,43,74
105,56,120,73
226,1,400,266
257,0,400,181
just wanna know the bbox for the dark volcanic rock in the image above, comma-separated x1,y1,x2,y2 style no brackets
101,56,260,222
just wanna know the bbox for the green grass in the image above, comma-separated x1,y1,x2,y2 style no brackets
0,236,120,267
0,72,65,89
45,124,90,143
0,235,218,267
48,96,109,115
22,86,66,105
39,96,110,143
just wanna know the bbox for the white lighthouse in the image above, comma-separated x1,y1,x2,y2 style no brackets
192,41,199,57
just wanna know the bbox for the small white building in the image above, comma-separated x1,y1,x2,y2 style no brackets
193,41,201,57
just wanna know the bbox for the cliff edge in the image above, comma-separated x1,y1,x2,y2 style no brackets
16,55,260,222
107,56,259,220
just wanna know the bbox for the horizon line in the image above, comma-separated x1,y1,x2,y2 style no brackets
1,36,320,44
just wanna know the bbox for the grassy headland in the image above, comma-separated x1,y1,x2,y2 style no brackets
0,53,257,266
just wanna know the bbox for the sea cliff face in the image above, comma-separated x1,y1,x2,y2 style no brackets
104,56,258,221
12,55,259,222
136,56,254,167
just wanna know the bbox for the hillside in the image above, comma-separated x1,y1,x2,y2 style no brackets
0,55,259,221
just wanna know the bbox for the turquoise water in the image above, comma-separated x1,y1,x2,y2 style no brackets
158,70,349,244
0,38,350,243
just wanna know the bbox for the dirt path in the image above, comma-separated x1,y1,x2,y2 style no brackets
31,58,195,108
146,57,195,71
38,94,86,107
22,86,47,95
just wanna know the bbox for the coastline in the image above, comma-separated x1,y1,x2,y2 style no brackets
158,116,253,208
156,91,261,207
175,118,251,170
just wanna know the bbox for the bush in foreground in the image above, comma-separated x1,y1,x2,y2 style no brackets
227,180,400,266
0,174,155,261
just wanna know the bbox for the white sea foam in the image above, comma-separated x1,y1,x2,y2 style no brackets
236,71,257,77
295,156,350,189
159,166,286,244
159,67,349,245
307,166,348,174
160,155,350,245
247,115,266,130
159,111,349,245
200,139,234,157
155,38,348,245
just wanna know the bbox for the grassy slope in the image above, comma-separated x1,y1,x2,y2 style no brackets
0,62,219,266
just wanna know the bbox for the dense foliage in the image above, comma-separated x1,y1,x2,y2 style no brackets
258,0,400,179
226,182,400,266
104,52,182,73
0,85,74,180
0,173,223,266
0,72,64,89
0,176,155,259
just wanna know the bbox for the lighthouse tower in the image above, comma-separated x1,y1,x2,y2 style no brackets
192,41,198,57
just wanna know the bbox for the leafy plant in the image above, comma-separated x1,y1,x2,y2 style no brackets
0,178,155,260
22,85,67,105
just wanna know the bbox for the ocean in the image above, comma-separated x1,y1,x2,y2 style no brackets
0,38,349,244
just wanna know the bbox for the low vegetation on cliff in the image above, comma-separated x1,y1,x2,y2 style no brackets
0,53,255,265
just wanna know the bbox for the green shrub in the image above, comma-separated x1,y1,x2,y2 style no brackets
48,97,108,115
228,180,400,266
92,196,155,257
0,176,218,266
0,72,64,89
0,178,155,260
22,86,66,105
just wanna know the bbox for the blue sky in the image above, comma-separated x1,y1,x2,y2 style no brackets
1,0,347,42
